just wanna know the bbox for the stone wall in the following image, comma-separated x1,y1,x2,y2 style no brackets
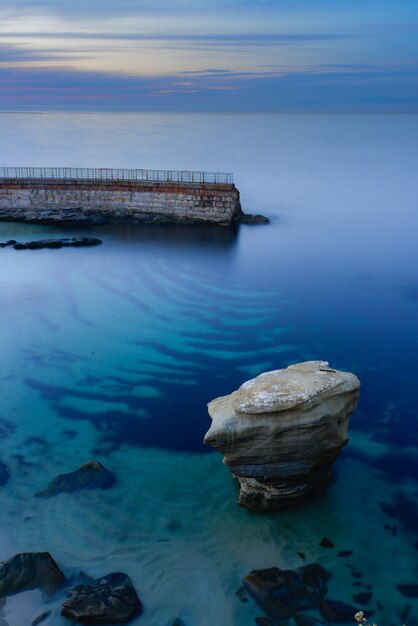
0,179,242,225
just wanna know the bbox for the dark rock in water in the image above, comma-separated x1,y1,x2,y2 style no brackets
170,619,187,626
0,552,66,598
397,584,418,598
14,240,53,250
36,460,115,497
294,614,327,626
239,213,269,225
11,237,102,250
242,563,330,619
235,585,249,603
337,551,353,558
0,460,9,486
319,599,359,622
31,610,52,625
351,571,362,579
61,572,142,624
353,592,372,604
0,240,17,248
70,237,102,247
320,537,334,549
297,552,306,562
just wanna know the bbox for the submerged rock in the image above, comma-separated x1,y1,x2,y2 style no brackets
11,237,102,250
36,460,115,497
242,563,330,619
204,361,360,511
239,213,269,225
0,552,66,598
61,572,142,623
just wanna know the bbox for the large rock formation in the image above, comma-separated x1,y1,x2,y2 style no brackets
61,572,142,623
242,564,330,619
0,552,66,598
204,361,360,512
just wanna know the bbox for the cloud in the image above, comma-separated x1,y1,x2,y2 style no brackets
0,43,79,63
3,0,414,14
0,31,357,42
1,0,417,111
0,62,417,112
0,0,338,16
178,68,266,78
181,68,234,74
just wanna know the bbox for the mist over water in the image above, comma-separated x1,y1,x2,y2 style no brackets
0,113,417,625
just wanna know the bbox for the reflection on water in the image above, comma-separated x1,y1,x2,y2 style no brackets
0,113,417,625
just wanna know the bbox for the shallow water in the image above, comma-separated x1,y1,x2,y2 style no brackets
0,112,417,626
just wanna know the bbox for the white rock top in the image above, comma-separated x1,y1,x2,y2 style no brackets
233,361,360,414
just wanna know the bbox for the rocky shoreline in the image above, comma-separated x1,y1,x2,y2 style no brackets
0,211,268,226
0,237,102,249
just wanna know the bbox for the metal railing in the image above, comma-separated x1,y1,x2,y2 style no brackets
0,167,233,185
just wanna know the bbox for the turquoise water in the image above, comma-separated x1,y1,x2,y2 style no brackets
0,113,417,625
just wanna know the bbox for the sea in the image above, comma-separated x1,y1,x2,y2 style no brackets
0,112,417,626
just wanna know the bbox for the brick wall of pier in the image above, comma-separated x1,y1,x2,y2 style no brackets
0,179,242,225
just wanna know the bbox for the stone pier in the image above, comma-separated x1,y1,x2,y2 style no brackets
0,168,243,226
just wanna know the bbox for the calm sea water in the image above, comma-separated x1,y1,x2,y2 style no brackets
0,113,417,626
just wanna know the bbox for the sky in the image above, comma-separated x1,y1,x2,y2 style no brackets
0,0,418,112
